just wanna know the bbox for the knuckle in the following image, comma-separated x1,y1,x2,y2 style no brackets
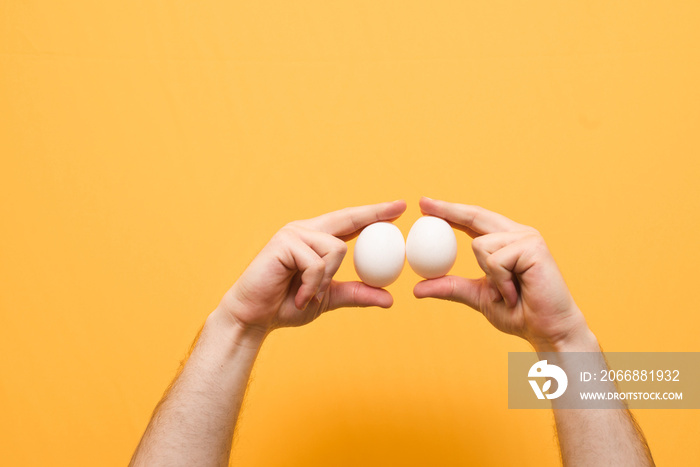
335,239,348,255
460,205,479,225
313,257,326,272
524,235,548,257
448,276,458,298
530,233,547,248
272,228,292,243
471,236,485,252
485,254,498,269
352,282,361,303
284,221,302,231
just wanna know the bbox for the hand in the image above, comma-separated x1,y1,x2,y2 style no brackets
216,200,407,336
413,197,594,351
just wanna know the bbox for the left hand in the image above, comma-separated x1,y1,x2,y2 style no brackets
216,200,407,336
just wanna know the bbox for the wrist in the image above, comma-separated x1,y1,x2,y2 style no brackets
207,306,268,351
531,319,600,354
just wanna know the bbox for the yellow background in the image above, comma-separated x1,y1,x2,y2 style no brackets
2,1,699,465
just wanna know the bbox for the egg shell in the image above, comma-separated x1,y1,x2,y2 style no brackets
406,216,458,279
353,222,405,288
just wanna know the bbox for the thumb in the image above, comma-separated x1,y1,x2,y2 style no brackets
326,280,394,310
413,275,497,312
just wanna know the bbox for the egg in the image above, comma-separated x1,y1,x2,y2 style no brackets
353,222,405,288
406,216,458,279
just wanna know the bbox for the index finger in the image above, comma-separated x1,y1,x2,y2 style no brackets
419,197,523,237
303,200,407,239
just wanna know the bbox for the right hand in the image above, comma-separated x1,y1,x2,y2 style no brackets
413,197,595,352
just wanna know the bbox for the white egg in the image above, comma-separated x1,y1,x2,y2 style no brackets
406,216,458,279
353,222,405,288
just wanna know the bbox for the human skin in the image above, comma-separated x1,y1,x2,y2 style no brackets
130,197,654,467
129,200,407,466
413,196,654,466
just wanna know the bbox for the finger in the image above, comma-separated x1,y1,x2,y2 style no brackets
413,275,496,312
291,227,348,301
301,200,407,239
419,197,523,236
471,231,533,274
282,239,326,310
485,239,532,308
326,280,394,310
443,220,480,238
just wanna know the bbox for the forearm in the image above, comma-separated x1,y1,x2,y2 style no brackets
553,407,652,467
535,328,654,466
130,308,266,467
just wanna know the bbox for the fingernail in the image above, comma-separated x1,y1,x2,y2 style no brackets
315,291,325,303
423,196,433,200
